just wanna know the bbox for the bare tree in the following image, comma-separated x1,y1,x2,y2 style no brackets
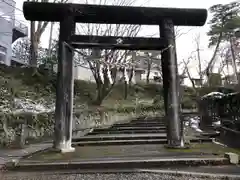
204,35,223,78
182,34,212,91
74,0,142,105
194,33,204,87
217,46,230,74
143,27,193,84
217,38,240,85
182,57,197,91
12,38,48,65
29,0,68,69
229,36,239,84
142,51,156,84
12,38,31,64
140,27,194,85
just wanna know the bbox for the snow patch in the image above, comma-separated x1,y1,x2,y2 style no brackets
0,98,55,114
201,92,225,99
189,116,203,132
14,98,55,114
213,121,221,126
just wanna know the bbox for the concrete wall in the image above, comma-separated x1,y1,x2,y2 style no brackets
0,0,28,66
74,66,95,82
0,0,15,66
53,64,95,81
53,64,142,83
74,67,140,83
0,17,12,66
115,70,141,83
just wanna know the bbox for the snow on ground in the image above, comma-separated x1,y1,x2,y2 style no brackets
14,98,55,114
184,114,221,134
0,98,55,114
201,92,225,99
184,116,203,132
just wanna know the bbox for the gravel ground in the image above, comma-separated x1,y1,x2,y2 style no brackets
1,172,239,180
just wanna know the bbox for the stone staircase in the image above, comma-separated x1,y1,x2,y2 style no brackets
72,116,213,146
10,116,235,172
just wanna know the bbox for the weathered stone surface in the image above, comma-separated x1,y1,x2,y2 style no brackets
224,152,239,164
2,172,240,180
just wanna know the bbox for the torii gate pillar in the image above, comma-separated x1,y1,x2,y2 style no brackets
53,13,76,152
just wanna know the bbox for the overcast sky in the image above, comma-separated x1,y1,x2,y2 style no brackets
15,0,233,81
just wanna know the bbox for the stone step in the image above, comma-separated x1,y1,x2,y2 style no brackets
132,116,164,121
107,126,167,130
128,121,165,124
127,122,166,125
72,138,213,146
130,119,165,123
72,133,167,142
73,138,167,146
113,123,165,127
13,156,227,172
88,129,167,135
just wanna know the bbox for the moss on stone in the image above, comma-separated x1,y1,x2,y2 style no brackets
24,143,240,162
166,142,240,156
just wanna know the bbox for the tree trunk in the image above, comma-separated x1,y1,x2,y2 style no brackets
129,51,136,85
94,73,115,105
95,83,104,105
30,21,38,67
48,22,54,58
206,32,223,80
126,51,135,98
129,67,134,84
124,81,128,99
230,36,239,84
15,123,26,148
96,92,104,105
146,56,151,84
146,70,150,84
196,37,203,87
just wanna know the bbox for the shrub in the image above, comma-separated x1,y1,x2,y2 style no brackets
74,80,96,102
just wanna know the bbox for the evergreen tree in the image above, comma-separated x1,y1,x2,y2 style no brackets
208,1,240,47
206,1,240,78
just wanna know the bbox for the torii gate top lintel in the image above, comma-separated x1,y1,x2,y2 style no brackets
23,2,207,26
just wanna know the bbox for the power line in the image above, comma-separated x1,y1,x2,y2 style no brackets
0,0,23,12
0,0,71,13
0,0,61,35
0,2,29,27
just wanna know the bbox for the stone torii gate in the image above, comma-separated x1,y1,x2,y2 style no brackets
23,2,207,152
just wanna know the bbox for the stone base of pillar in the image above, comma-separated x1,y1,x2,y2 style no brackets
61,146,75,153
165,139,190,149
53,139,75,153
51,146,75,153
165,144,190,149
